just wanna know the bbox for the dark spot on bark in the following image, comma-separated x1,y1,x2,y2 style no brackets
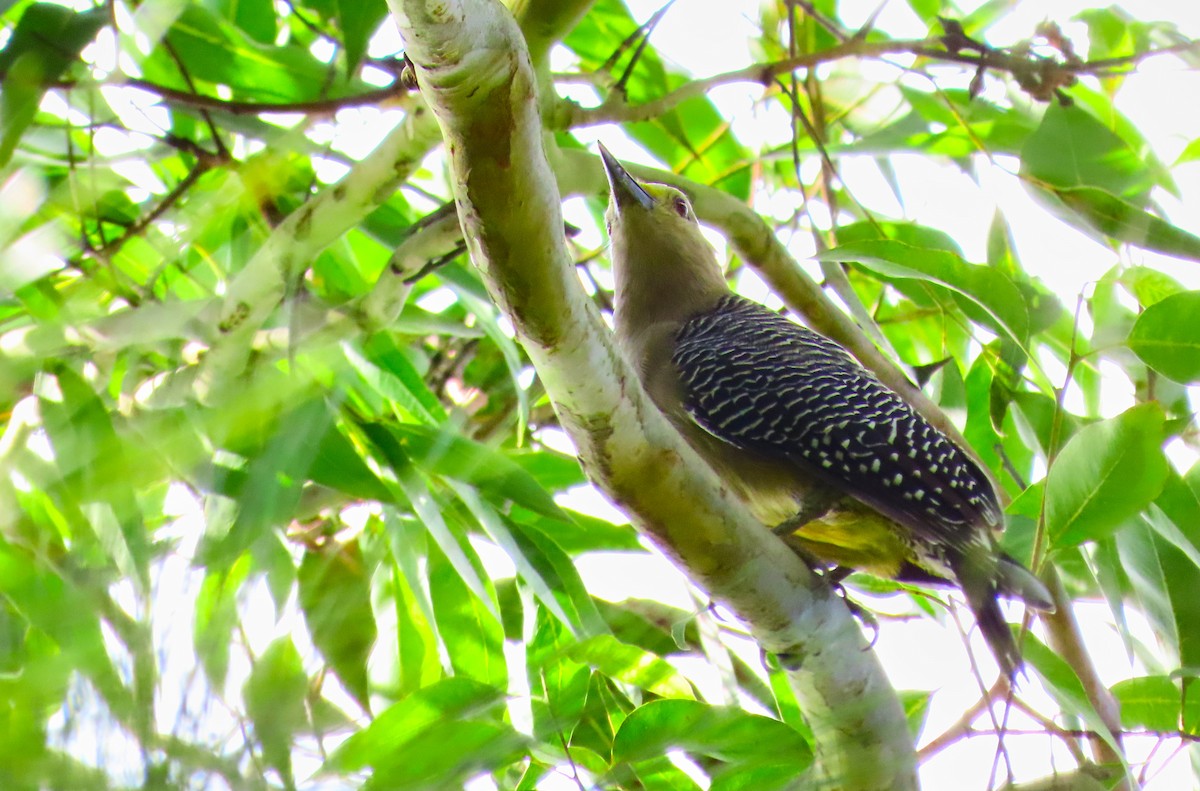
332,184,347,201
280,253,295,278
218,301,251,333
295,206,314,240
563,407,615,483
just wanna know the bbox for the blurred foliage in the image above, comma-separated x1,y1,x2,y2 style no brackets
0,0,1198,788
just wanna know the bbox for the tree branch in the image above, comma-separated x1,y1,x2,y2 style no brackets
560,37,1200,127
198,96,443,400
390,1,916,788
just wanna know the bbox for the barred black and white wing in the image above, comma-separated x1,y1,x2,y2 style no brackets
673,295,1001,551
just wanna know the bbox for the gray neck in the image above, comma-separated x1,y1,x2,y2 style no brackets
611,228,730,348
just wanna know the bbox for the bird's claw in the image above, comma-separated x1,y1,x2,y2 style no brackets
770,494,836,537
822,567,880,648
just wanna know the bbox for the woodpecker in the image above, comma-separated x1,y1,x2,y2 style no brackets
599,144,1053,676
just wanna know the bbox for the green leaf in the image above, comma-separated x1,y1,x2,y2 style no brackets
365,719,527,789
243,638,308,785
335,0,387,74
343,343,441,425
389,423,568,520
324,677,505,773
203,399,332,566
143,5,365,102
194,555,252,687
215,0,277,43
562,0,751,198
899,689,932,741
451,483,605,636
507,447,588,491
39,367,150,589
428,545,507,687
1118,513,1200,729
1032,185,1200,262
0,5,106,167
816,239,1029,344
1128,291,1200,383
1177,136,1200,166
298,540,377,710
1021,103,1156,201
612,699,811,769
0,546,132,724
1142,491,1200,674
1046,404,1169,549
836,220,962,256
524,608,598,746
310,417,394,502
569,635,696,700
1022,634,1125,762
1119,266,1186,308
382,525,444,698
1111,676,1183,731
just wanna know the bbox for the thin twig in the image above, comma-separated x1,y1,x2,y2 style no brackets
567,38,1200,128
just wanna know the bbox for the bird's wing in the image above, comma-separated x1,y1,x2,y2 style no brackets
673,295,1001,549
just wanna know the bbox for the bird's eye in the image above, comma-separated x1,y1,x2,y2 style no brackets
673,197,690,218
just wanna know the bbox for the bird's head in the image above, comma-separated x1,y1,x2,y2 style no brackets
598,143,728,326
599,143,699,243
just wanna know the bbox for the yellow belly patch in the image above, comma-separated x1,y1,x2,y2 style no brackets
787,504,912,579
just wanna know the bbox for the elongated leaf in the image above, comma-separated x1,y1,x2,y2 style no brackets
342,343,442,425
1045,403,1168,549
816,239,1029,345
428,545,506,687
217,0,276,43
324,677,505,773
0,546,133,724
1032,184,1200,262
612,699,811,769
363,332,448,420
526,614,595,747
569,635,695,700
194,554,252,687
381,513,444,697
336,0,387,73
1128,291,1200,383
390,423,568,519
243,638,308,785
1119,266,1186,308
562,0,751,196
203,399,331,565
1143,503,1200,675
365,719,526,789
440,265,530,441
142,5,365,101
1022,635,1125,765
0,5,106,167
299,540,377,710
39,367,150,589
450,483,604,635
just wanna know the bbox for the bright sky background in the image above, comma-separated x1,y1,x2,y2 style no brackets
41,1,1200,789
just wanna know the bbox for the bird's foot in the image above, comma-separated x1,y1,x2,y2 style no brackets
822,566,880,648
770,492,837,537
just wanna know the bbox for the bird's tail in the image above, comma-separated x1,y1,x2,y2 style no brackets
952,546,1053,678
995,553,1055,613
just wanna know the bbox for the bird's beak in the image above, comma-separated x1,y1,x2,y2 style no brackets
599,143,655,212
